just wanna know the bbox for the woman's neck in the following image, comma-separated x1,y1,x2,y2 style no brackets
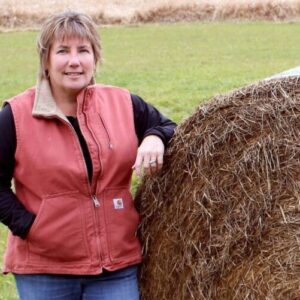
51,87,78,117
57,101,78,117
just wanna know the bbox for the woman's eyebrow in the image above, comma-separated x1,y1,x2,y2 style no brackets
55,45,69,49
56,44,91,49
78,45,91,48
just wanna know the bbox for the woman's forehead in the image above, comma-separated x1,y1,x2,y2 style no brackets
53,28,91,42
52,35,91,46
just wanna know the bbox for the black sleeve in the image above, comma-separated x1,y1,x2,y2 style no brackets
0,104,35,239
131,94,177,146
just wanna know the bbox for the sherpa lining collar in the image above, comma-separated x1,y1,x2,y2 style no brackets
32,77,68,122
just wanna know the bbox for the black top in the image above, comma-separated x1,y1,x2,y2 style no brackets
0,93,176,239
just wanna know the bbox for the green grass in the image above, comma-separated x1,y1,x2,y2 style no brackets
0,22,300,299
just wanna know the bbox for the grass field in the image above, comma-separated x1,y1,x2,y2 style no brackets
0,21,300,299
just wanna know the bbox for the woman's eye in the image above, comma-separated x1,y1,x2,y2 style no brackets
80,49,90,53
57,49,66,54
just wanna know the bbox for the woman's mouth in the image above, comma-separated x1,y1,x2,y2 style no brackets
64,72,83,76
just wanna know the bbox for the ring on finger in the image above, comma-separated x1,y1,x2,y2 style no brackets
149,159,156,165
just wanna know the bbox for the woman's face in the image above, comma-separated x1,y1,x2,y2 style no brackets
47,36,95,99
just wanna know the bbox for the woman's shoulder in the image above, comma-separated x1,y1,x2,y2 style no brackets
5,87,36,106
91,83,130,95
0,103,15,133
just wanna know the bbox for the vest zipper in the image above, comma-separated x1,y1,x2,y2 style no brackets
81,94,109,267
67,124,92,193
82,112,103,192
64,122,101,202
92,195,100,207
63,119,103,264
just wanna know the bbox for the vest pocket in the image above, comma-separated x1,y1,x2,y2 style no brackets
103,188,141,262
27,191,89,264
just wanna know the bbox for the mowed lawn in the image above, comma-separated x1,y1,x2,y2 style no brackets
0,22,300,299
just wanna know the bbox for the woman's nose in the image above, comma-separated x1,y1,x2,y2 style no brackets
69,52,80,66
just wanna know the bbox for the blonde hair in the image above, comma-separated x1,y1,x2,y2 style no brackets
37,11,102,79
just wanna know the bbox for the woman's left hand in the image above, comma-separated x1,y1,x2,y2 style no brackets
133,135,165,178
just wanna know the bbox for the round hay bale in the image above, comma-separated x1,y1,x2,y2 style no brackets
135,77,300,300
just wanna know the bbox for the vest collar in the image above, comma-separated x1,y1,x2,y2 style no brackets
32,77,68,122
32,76,96,122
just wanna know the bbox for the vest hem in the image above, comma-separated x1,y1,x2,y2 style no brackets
3,256,142,275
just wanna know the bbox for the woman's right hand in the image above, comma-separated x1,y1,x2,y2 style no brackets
132,135,165,179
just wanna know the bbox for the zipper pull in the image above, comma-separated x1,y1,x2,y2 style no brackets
92,195,100,207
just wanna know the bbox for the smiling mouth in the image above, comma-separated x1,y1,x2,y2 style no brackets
64,72,83,76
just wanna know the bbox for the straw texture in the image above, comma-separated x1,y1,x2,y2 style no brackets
1,0,300,29
136,77,300,300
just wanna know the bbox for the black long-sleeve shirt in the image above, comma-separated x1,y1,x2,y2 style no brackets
0,94,176,239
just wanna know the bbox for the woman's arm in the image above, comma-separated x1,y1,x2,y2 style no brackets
131,94,176,146
131,94,177,177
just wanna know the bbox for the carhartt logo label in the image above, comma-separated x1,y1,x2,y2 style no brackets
113,198,124,209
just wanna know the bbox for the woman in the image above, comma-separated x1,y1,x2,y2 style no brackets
0,11,176,300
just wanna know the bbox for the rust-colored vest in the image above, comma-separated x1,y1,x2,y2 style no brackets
3,81,142,274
